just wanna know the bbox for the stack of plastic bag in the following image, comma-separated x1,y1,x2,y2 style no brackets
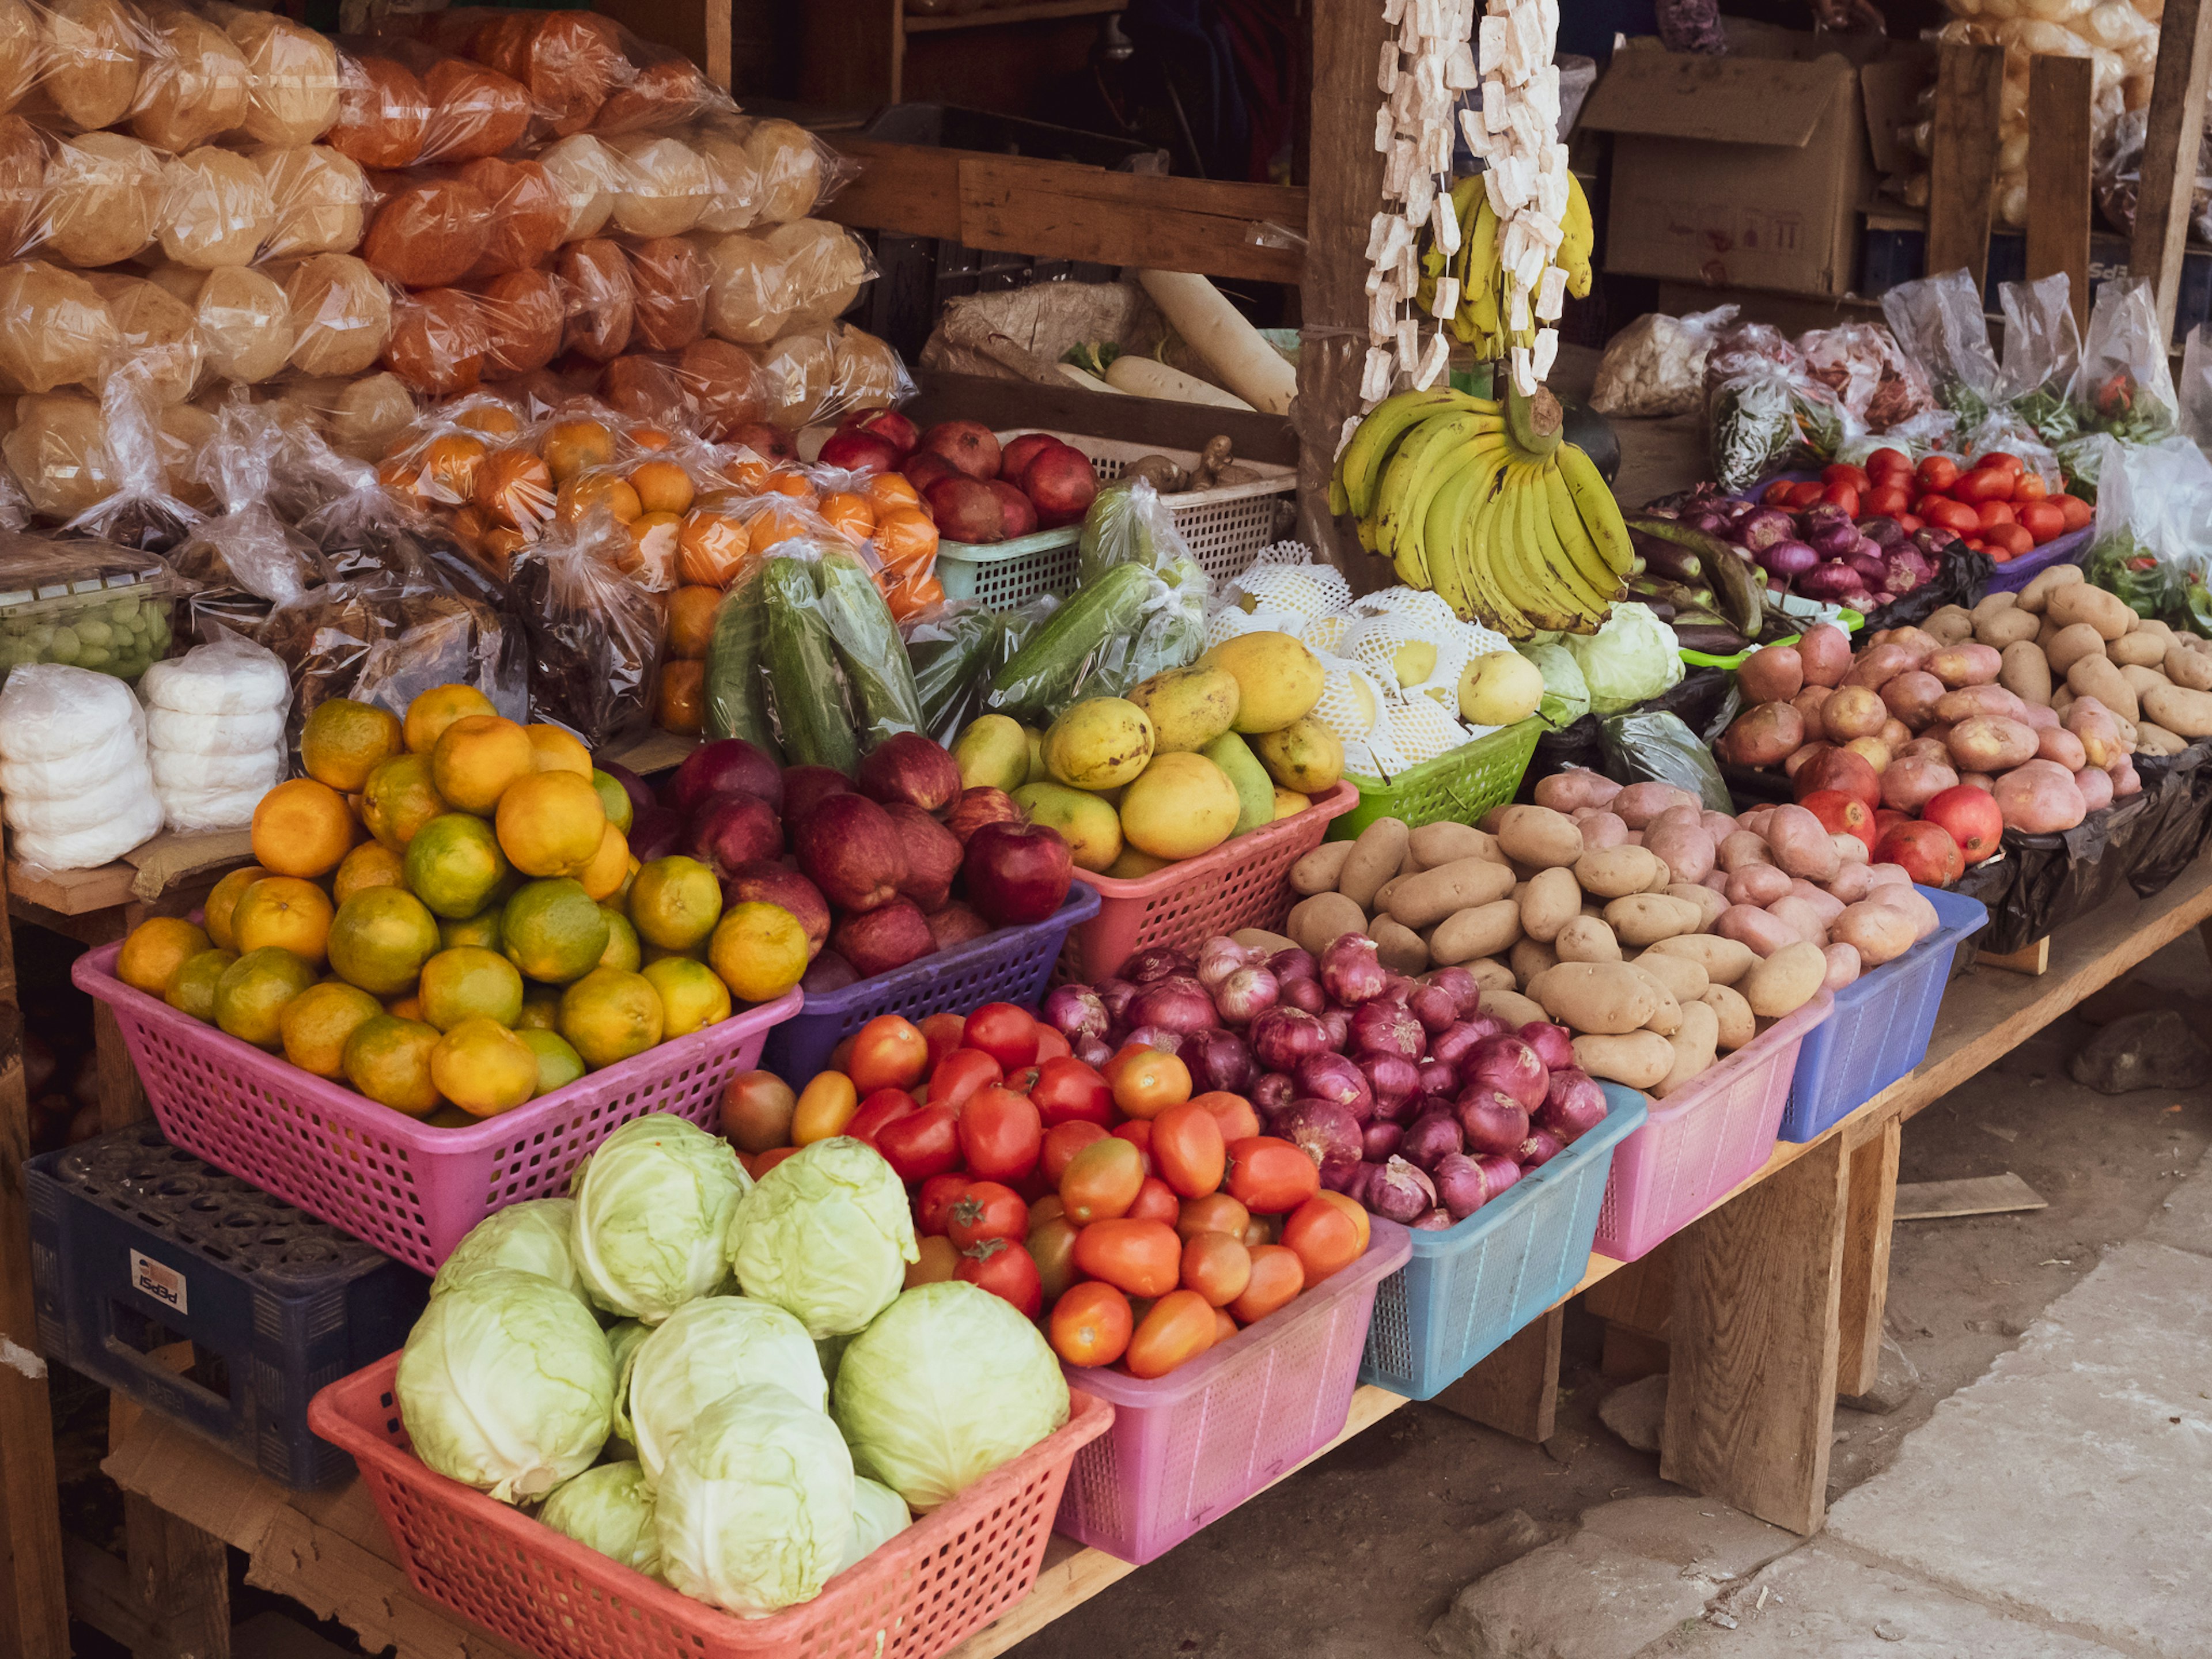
140,636,290,830
0,664,162,868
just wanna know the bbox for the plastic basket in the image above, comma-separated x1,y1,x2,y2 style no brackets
762,885,1101,1082
1982,523,2089,593
1358,1085,1647,1400
71,944,801,1275
1059,782,1361,983
1330,718,1543,842
309,1355,1112,1659
1052,1218,1411,1565
1778,887,1987,1143
1590,991,1835,1263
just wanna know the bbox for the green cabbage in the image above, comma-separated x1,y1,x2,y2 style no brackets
1563,602,1682,716
831,1281,1068,1511
834,1477,911,1577
654,1383,855,1615
395,1268,613,1503
1517,642,1590,729
571,1115,752,1323
539,1461,661,1578
727,1139,916,1338
606,1320,650,1452
431,1198,584,1304
627,1296,825,1483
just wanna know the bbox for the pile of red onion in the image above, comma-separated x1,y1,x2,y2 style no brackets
1044,932,1615,1230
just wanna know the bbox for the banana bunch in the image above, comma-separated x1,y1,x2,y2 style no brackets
1418,173,1594,361
1329,386,1634,638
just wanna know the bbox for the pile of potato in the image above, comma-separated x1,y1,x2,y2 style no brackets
1283,785,1934,1095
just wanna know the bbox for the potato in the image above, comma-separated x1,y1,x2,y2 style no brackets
2036,616,2063,652
1429,899,1524,965
1288,892,1366,955
1627,966,1683,1033
2143,680,2212,738
1573,844,1661,899
1231,927,1298,955
1737,644,1804,704
1844,643,1916,692
2111,630,2170,668
1653,1002,1720,1099
2018,563,2084,613
2121,663,2169,707
1822,942,1862,991
1999,639,2053,707
1701,983,1755,1051
1948,714,2039,772
1725,862,1792,907
2017,701,2059,731
1603,893,1702,947
1643,817,1717,884
1408,821,1503,868
1820,684,1889,741
1825,860,1873,903
1718,702,1807,767
2047,582,2134,642
1576,809,1629,852
1830,899,1918,966
1387,855,1518,930
1789,878,1843,923
2045,622,2108,679
1970,591,2020,626
1741,939,1826,1017
2165,643,2212,693
1338,817,1408,909
1483,987,1548,1028
1923,604,1974,645
1766,803,1840,881
2136,720,2189,756
1926,642,2002,689
1396,842,1424,878
1494,805,1584,869
1371,874,1407,915
1532,959,1659,1033
1766,893,1829,947
2077,767,2114,812
1517,865,1583,943
1567,1030,1671,1089
1372,915,1429,974
1880,670,1946,730
1508,934,1558,986
1666,881,1726,930
1465,956,1515,993
1290,840,1354,896
2063,699,2126,768
1798,621,1853,686
1992,760,2087,832
1716,902,1798,958
1934,683,2028,725
1647,932,1755,986
1792,684,1835,730
1532,768,1622,814
1717,830,1775,873
1632,948,1709,1002
1554,914,1621,963
1782,742,1832,781
1642,856,1674,894
2067,654,2138,724
1974,607,2040,649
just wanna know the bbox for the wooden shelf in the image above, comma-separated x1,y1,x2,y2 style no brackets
905,0,1123,32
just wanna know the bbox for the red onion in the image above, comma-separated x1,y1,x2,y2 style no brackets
1376,1086,1426,1126
1399,1110,1463,1171
1320,934,1387,1005
1041,984,1108,1042
1124,1025,1181,1054
1455,1088,1529,1157
1196,937,1257,991
1432,1152,1488,1221
1273,1099,1363,1171
1269,946,1318,983
1518,1128,1565,1168
1764,538,1820,577
1351,998,1425,1063
1464,1035,1549,1112
1251,1071,1296,1114
1183,1028,1255,1097
1281,976,1326,1015
1360,1052,1420,1118
1123,946,1194,984
1430,1020,1493,1070
1416,1058,1457,1099
1215,965,1280,1026
1366,1156,1435,1224
1129,976,1215,1035
1411,1208,1455,1231
1251,1006,1328,1073
1536,1067,1609,1143
1517,1021,1575,1075
1362,1120,1404,1161
1295,1052,1374,1122
1094,978,1138,1024
1409,983,1459,1035
1074,1036,1113,1069
1324,1158,1374,1204
1424,966,1482,1018
1737,506,1796,552
1379,971,1421,1005
1317,1007,1351,1051
1475,1153,1520,1199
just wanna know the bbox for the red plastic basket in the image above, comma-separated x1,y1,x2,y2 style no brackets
310,1355,1112,1659
1059,782,1360,983
1052,1216,1411,1565
1590,991,1834,1263
71,943,801,1275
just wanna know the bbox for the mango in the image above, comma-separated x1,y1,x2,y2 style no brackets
953,714,1029,794
1253,715,1344,794
1128,665,1240,753
1459,652,1544,726
1119,753,1239,860
1104,845,1172,878
1044,698,1154,790
1200,631,1323,734
1202,730,1275,836
1272,787,1310,819
1012,782,1123,872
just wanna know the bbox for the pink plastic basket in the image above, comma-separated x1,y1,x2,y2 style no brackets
1590,991,1834,1263
310,1355,1112,1659
1052,1216,1411,1565
71,944,800,1275
1059,782,1360,983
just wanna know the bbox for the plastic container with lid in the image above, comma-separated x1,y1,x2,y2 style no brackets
0,532,176,682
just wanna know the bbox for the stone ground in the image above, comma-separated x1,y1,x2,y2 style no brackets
1007,934,2212,1659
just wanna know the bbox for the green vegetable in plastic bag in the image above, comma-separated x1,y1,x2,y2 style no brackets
904,596,1056,745
1599,709,1732,813
1077,478,1181,586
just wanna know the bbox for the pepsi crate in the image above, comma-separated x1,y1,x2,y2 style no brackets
1859,221,2212,347
28,1126,429,1488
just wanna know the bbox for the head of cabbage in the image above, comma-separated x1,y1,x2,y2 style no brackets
1563,602,1683,717
627,1294,825,1484
431,1198,584,1304
571,1114,752,1323
395,1268,614,1503
832,1281,1067,1511
605,1319,650,1453
834,1477,910,1578
1517,642,1590,730
654,1382,854,1615
727,1138,916,1338
539,1461,661,1579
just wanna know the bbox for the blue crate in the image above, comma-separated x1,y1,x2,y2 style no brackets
1358,1084,1648,1400
1777,885,1988,1144
762,884,1102,1083
29,1126,429,1488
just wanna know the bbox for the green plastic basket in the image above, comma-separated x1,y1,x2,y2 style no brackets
1327,718,1543,842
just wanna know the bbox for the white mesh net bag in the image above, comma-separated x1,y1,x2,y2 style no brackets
1225,543,1350,620
1206,603,1305,649
1301,611,1352,655
1309,656,1388,748
1341,610,1467,709
1382,695,1471,771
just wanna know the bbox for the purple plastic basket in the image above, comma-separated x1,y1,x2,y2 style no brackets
762,885,1101,1082
1982,524,2089,593
1052,1218,1412,1566
71,944,800,1275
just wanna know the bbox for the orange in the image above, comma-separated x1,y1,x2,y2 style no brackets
628,424,673,452
431,714,535,813
251,779,355,878
231,877,335,965
203,865,271,952
118,916,212,997
454,403,522,438
165,948,235,1022
665,586,719,660
556,472,643,527
641,956,730,1037
744,500,816,553
327,887,442,996
578,823,630,902
385,994,425,1022
280,981,384,1078
707,902,809,1003
377,456,423,498
213,948,319,1050
405,814,511,920
597,908,642,972
874,507,939,571
589,770,634,835
820,491,876,542
362,753,449,850
518,1027,586,1093
541,416,614,483
343,1015,444,1116
558,967,664,1069
677,511,748,585
622,510,680,579
656,661,704,734
495,770,607,877
439,905,505,951
431,1018,540,1116
628,458,695,516
419,434,488,505
301,698,404,791
524,725,593,778
404,684,499,753
418,945,525,1031
725,450,771,492
863,472,923,516
333,840,407,906
446,504,488,556
474,450,555,531
501,878,611,984
516,987,562,1032
763,469,817,504
628,855,722,952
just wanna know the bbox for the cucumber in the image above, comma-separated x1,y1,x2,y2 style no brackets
762,555,859,773
1202,730,1275,836
703,566,782,760
816,550,924,751
908,606,1005,743
987,561,1156,722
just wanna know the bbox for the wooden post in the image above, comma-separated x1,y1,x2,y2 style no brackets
2026,54,2096,333
1836,1119,1901,1399
1925,42,2007,293
1662,1134,1850,1536
2130,0,2212,346
1432,1307,1562,1443
799,0,902,107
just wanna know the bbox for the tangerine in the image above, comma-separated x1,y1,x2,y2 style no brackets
343,1015,444,1116
578,823,630,902
677,510,748,585
820,491,876,541
118,916,212,997
301,698,404,791
327,887,442,996
629,457,694,516
516,987,562,1031
623,510,681,579
501,877,611,984
628,425,672,452
628,856,721,951
763,469,816,503
665,585,720,660
385,994,425,1022
707,902,809,1003
280,981,383,1078
555,472,643,527
863,472,923,516
231,877,335,965
432,1018,540,1116
251,779,355,878
656,660,704,733
588,770,634,835
418,945,525,1031
474,449,555,530
213,948,319,1050
361,753,449,850
558,967,664,1069
404,814,511,920
332,840,408,906
419,433,487,504
524,725,593,777
440,904,506,951
495,770,607,877
518,1027,586,1093
641,956,729,1037
874,506,940,570
725,450,770,492
203,865,271,952
597,908,642,972
404,684,499,753
165,948,236,1021
432,715,535,813
543,416,614,483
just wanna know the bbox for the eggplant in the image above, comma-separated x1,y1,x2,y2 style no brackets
1627,513,1765,638
1639,541,1705,584
1672,623,1753,654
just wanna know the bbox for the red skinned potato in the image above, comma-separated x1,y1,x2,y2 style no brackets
1766,803,1841,881
1992,760,2088,833
1739,805,1777,836
1845,643,1917,691
1793,747,1880,809
1881,671,1945,730
1578,810,1628,850
1832,833,1869,867
1831,900,1916,966
1960,772,1995,792
1737,645,1804,705
1864,862,1913,890
2112,755,2143,798
1725,863,1792,907
1791,880,1844,924
1717,703,1805,767
1948,715,2039,773
1818,685,1889,743
1826,862,1873,903
1766,893,1829,946
1783,743,1831,780
1896,737,1951,764
1701,810,1738,842
1643,815,1715,883
2017,702,2059,732
1881,755,1959,812
2075,767,2115,812
1925,643,2002,688
1822,942,1862,991
1934,684,2027,725
1612,782,1699,828
2063,699,2125,770
1791,683,1834,728
1716,903,1798,958
2037,726,2087,770
1718,830,1775,873
1797,623,1853,688
1877,717,1912,751
1533,769,1622,813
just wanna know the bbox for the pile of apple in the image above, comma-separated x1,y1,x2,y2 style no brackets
821,415,1101,546
627,734,1077,991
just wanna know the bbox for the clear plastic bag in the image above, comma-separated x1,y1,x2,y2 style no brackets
1703,323,1852,493
1880,267,2002,429
507,509,662,749
902,599,1034,747
759,323,911,431
703,220,876,347
142,634,287,830
62,354,200,552
2094,106,2212,245
2181,322,2212,450
1797,320,1934,434
2086,432,2212,611
0,661,160,868
1589,304,1737,419
2075,274,2178,444
1998,272,2083,445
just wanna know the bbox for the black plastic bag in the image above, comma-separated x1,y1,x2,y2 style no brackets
1600,710,1733,812
1862,546,1995,633
1520,667,1736,797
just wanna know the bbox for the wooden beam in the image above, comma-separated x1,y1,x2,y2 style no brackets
2129,0,2212,346
956,158,1307,285
593,0,731,89
1976,937,2051,976
797,0,900,107
908,369,1298,464
1837,1118,1900,1399
2025,54,2096,334
1581,1240,1673,1339
1432,1306,1562,1443
823,137,967,243
1925,42,2007,293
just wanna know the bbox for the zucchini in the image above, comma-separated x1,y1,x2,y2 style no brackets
816,549,924,750
762,555,859,773
986,561,1157,722
703,566,782,760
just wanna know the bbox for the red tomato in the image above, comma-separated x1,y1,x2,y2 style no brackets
1110,1048,1191,1120
956,1237,1040,1316
1179,1230,1253,1306
1820,482,1860,516
1176,1191,1251,1240
1059,1135,1145,1223
2058,493,2093,531
1980,450,2024,475
1916,453,1960,491
748,1146,800,1179
1866,446,1912,480
946,1180,1028,1249
1785,480,1825,508
1976,499,2016,530
1041,1120,1107,1183
2013,471,2048,502
1150,1101,1228,1198
1032,1027,1071,1063
1863,483,1912,518
1228,1244,1305,1324
1820,461,1871,493
906,1234,959,1286
848,1016,930,1094
1225,1135,1320,1214
846,1088,918,1146
1899,512,1923,533
914,1172,969,1236
959,1084,1043,1181
916,1011,968,1069
963,1002,1040,1070
1987,522,2035,558
1280,1195,1364,1284
1111,1120,1153,1160
1242,1211,1281,1249
1050,1281,1131,1366
1027,1214,1081,1304
1312,1190,1371,1252
1126,1176,1180,1226
1953,466,2014,505
1762,479,1796,505
1073,1216,1182,1297
875,1104,960,1182
1031,1056,1113,1127
1213,1307,1239,1345
828,1032,857,1073
1189,1091,1261,1143
1031,1193,1065,1227
2018,500,2066,544
1124,1289,1215,1378
928,1047,1002,1113
1926,498,1981,536
1912,493,1948,520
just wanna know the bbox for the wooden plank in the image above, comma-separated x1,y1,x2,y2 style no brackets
66,1535,162,1654
797,0,900,107
1432,1306,1562,1443
122,1495,230,1659
1662,1132,1850,1536
1925,42,2007,292
1599,1324,1670,1383
1837,1118,1900,1399
908,369,1300,465
1895,1172,2048,1221
2025,54,2096,333
1580,1239,1673,1339
1976,937,2051,976
956,158,1307,286
2130,0,2212,346
591,0,730,88
906,0,1123,32
823,137,968,243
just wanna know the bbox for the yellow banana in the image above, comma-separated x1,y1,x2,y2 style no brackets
1377,415,1506,576
1561,173,1594,299
1543,461,1627,612
1404,433,1505,591
1526,463,1614,623
1464,461,1532,636
1434,446,1512,626
1556,441,1637,575
1338,388,1486,520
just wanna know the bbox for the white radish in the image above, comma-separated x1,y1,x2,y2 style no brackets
1137,269,1297,415
1103,353,1256,410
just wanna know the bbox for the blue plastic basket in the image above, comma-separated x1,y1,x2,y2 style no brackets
1357,1083,1648,1400
1777,885,1988,1143
762,884,1103,1082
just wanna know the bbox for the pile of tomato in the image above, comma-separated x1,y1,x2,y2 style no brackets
1762,449,2093,563
730,1005,1368,1381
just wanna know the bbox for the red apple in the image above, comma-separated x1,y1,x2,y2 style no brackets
928,477,1006,544
1794,747,1881,812
832,899,937,976
596,759,655,824
728,424,797,465
919,419,1002,482
1022,444,1099,529
666,737,783,816
926,902,994,949
816,429,900,477
987,480,1037,539
1873,820,1963,887
842,407,919,456
1800,789,1874,853
902,450,959,497
882,801,964,911
781,765,853,827
719,859,831,957
802,949,860,995
945,785,1022,845
627,804,684,862
689,790,782,875
857,732,961,814
998,433,1058,486
795,792,907,912
961,820,1072,926
1922,784,2003,864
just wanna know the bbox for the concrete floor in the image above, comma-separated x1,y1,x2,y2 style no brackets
1009,934,2212,1659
